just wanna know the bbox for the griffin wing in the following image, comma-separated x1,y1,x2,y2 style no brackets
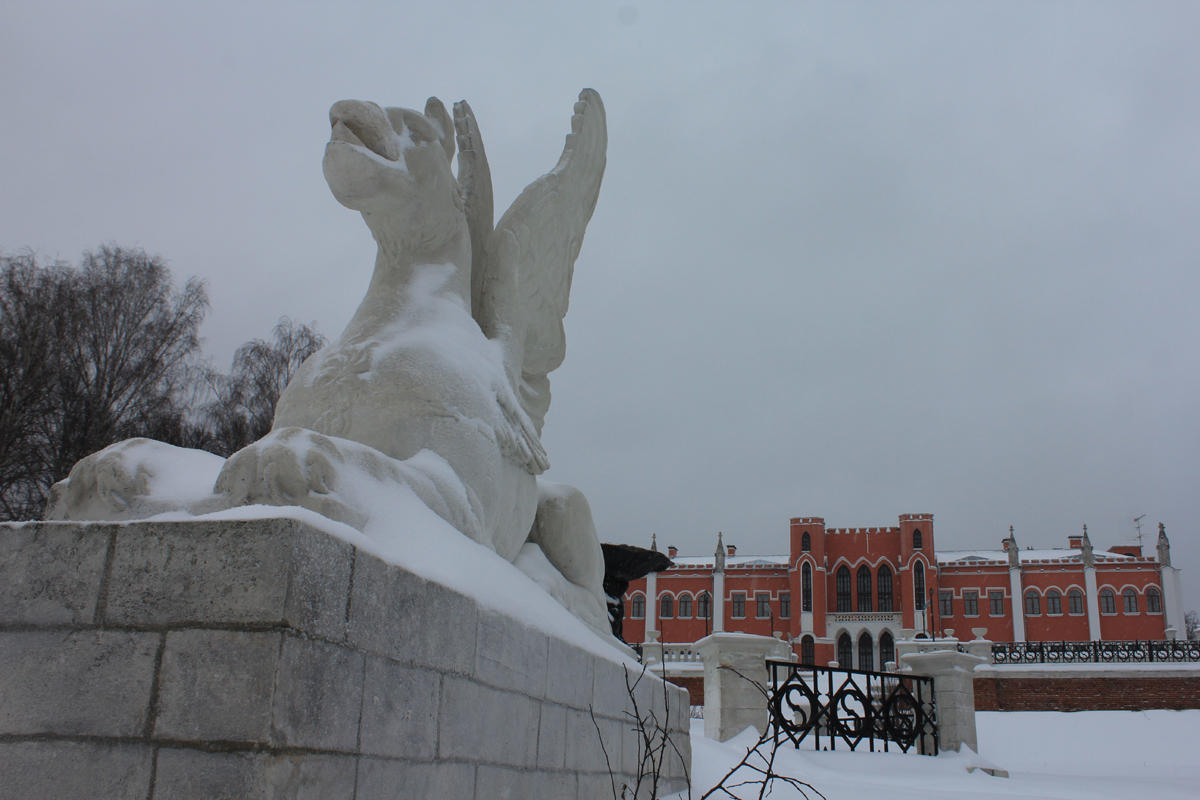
471,89,607,435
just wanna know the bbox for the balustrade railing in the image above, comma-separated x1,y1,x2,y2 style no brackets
766,660,938,755
992,639,1200,665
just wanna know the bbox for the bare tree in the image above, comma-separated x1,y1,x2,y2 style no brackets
202,317,325,456
0,246,208,519
1186,610,1198,641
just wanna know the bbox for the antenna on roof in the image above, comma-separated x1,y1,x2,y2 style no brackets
1134,515,1146,547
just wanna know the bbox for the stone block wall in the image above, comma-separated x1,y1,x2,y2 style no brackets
0,519,690,799
973,670,1200,712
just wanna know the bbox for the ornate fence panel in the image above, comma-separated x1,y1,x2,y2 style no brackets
992,639,1200,665
766,660,938,756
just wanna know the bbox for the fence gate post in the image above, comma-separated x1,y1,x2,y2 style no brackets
899,650,987,753
696,633,790,743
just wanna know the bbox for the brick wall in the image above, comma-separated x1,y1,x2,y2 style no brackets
974,674,1200,712
666,676,704,706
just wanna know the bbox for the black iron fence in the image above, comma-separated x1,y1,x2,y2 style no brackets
992,639,1200,665
766,660,938,755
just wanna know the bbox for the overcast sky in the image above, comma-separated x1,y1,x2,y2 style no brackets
3,1,1198,613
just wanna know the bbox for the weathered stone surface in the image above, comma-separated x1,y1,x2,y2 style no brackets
545,637,594,708
359,655,440,760
536,702,568,770
0,523,110,626
104,519,293,627
476,765,578,800
355,758,476,799
348,554,478,674
282,524,354,641
476,608,549,697
0,629,157,736
154,629,281,743
565,708,611,774
439,676,537,767
273,634,364,752
153,749,356,800
592,654,634,718
0,740,153,800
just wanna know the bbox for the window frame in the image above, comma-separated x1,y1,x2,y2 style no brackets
800,635,815,665
1123,588,1139,614
756,592,771,619
1024,590,1041,616
779,592,791,618
913,529,923,550
731,592,746,619
801,531,811,552
939,590,954,618
1147,588,1162,614
697,591,711,619
678,593,693,619
913,561,926,610
1100,588,1117,615
659,593,674,619
877,564,894,613
1046,590,1062,616
857,565,873,613
630,593,645,619
963,591,979,617
988,590,1004,616
836,565,852,612
1067,589,1084,615
802,562,813,612
857,632,874,672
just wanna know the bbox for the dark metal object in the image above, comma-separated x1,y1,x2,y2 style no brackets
600,543,673,642
992,639,1200,664
766,660,938,756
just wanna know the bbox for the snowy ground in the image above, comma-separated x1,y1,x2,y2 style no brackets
670,709,1198,799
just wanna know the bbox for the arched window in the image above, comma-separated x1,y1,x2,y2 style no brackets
801,562,813,612
630,594,645,619
877,564,894,612
678,593,693,618
697,592,711,619
913,561,926,610
837,632,853,669
801,531,811,552
1024,590,1041,616
1047,589,1062,615
1123,588,1138,614
913,529,923,550
1147,588,1162,613
879,631,895,668
858,633,874,671
660,594,673,619
836,566,852,612
1100,588,1116,614
800,635,815,666
857,565,873,612
1067,589,1084,615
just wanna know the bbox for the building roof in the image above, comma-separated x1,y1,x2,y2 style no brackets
660,547,1144,570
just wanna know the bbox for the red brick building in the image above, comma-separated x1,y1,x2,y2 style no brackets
622,515,1186,670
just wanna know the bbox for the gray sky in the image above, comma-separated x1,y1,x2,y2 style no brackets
3,1,1198,614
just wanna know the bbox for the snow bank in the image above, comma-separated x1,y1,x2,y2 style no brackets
671,710,1199,799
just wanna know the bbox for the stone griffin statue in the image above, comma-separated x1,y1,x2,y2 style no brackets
47,90,613,634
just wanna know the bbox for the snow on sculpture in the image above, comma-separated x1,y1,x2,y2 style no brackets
46,90,612,634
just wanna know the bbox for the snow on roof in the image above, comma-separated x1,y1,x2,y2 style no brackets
666,554,789,569
938,547,1138,565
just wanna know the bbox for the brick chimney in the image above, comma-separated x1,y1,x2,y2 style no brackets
668,545,677,558
727,544,736,557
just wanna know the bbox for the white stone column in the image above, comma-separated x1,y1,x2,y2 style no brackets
645,571,658,638
696,633,789,742
1162,565,1185,636
900,649,987,754
1009,567,1025,643
1084,566,1102,640
712,572,726,633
